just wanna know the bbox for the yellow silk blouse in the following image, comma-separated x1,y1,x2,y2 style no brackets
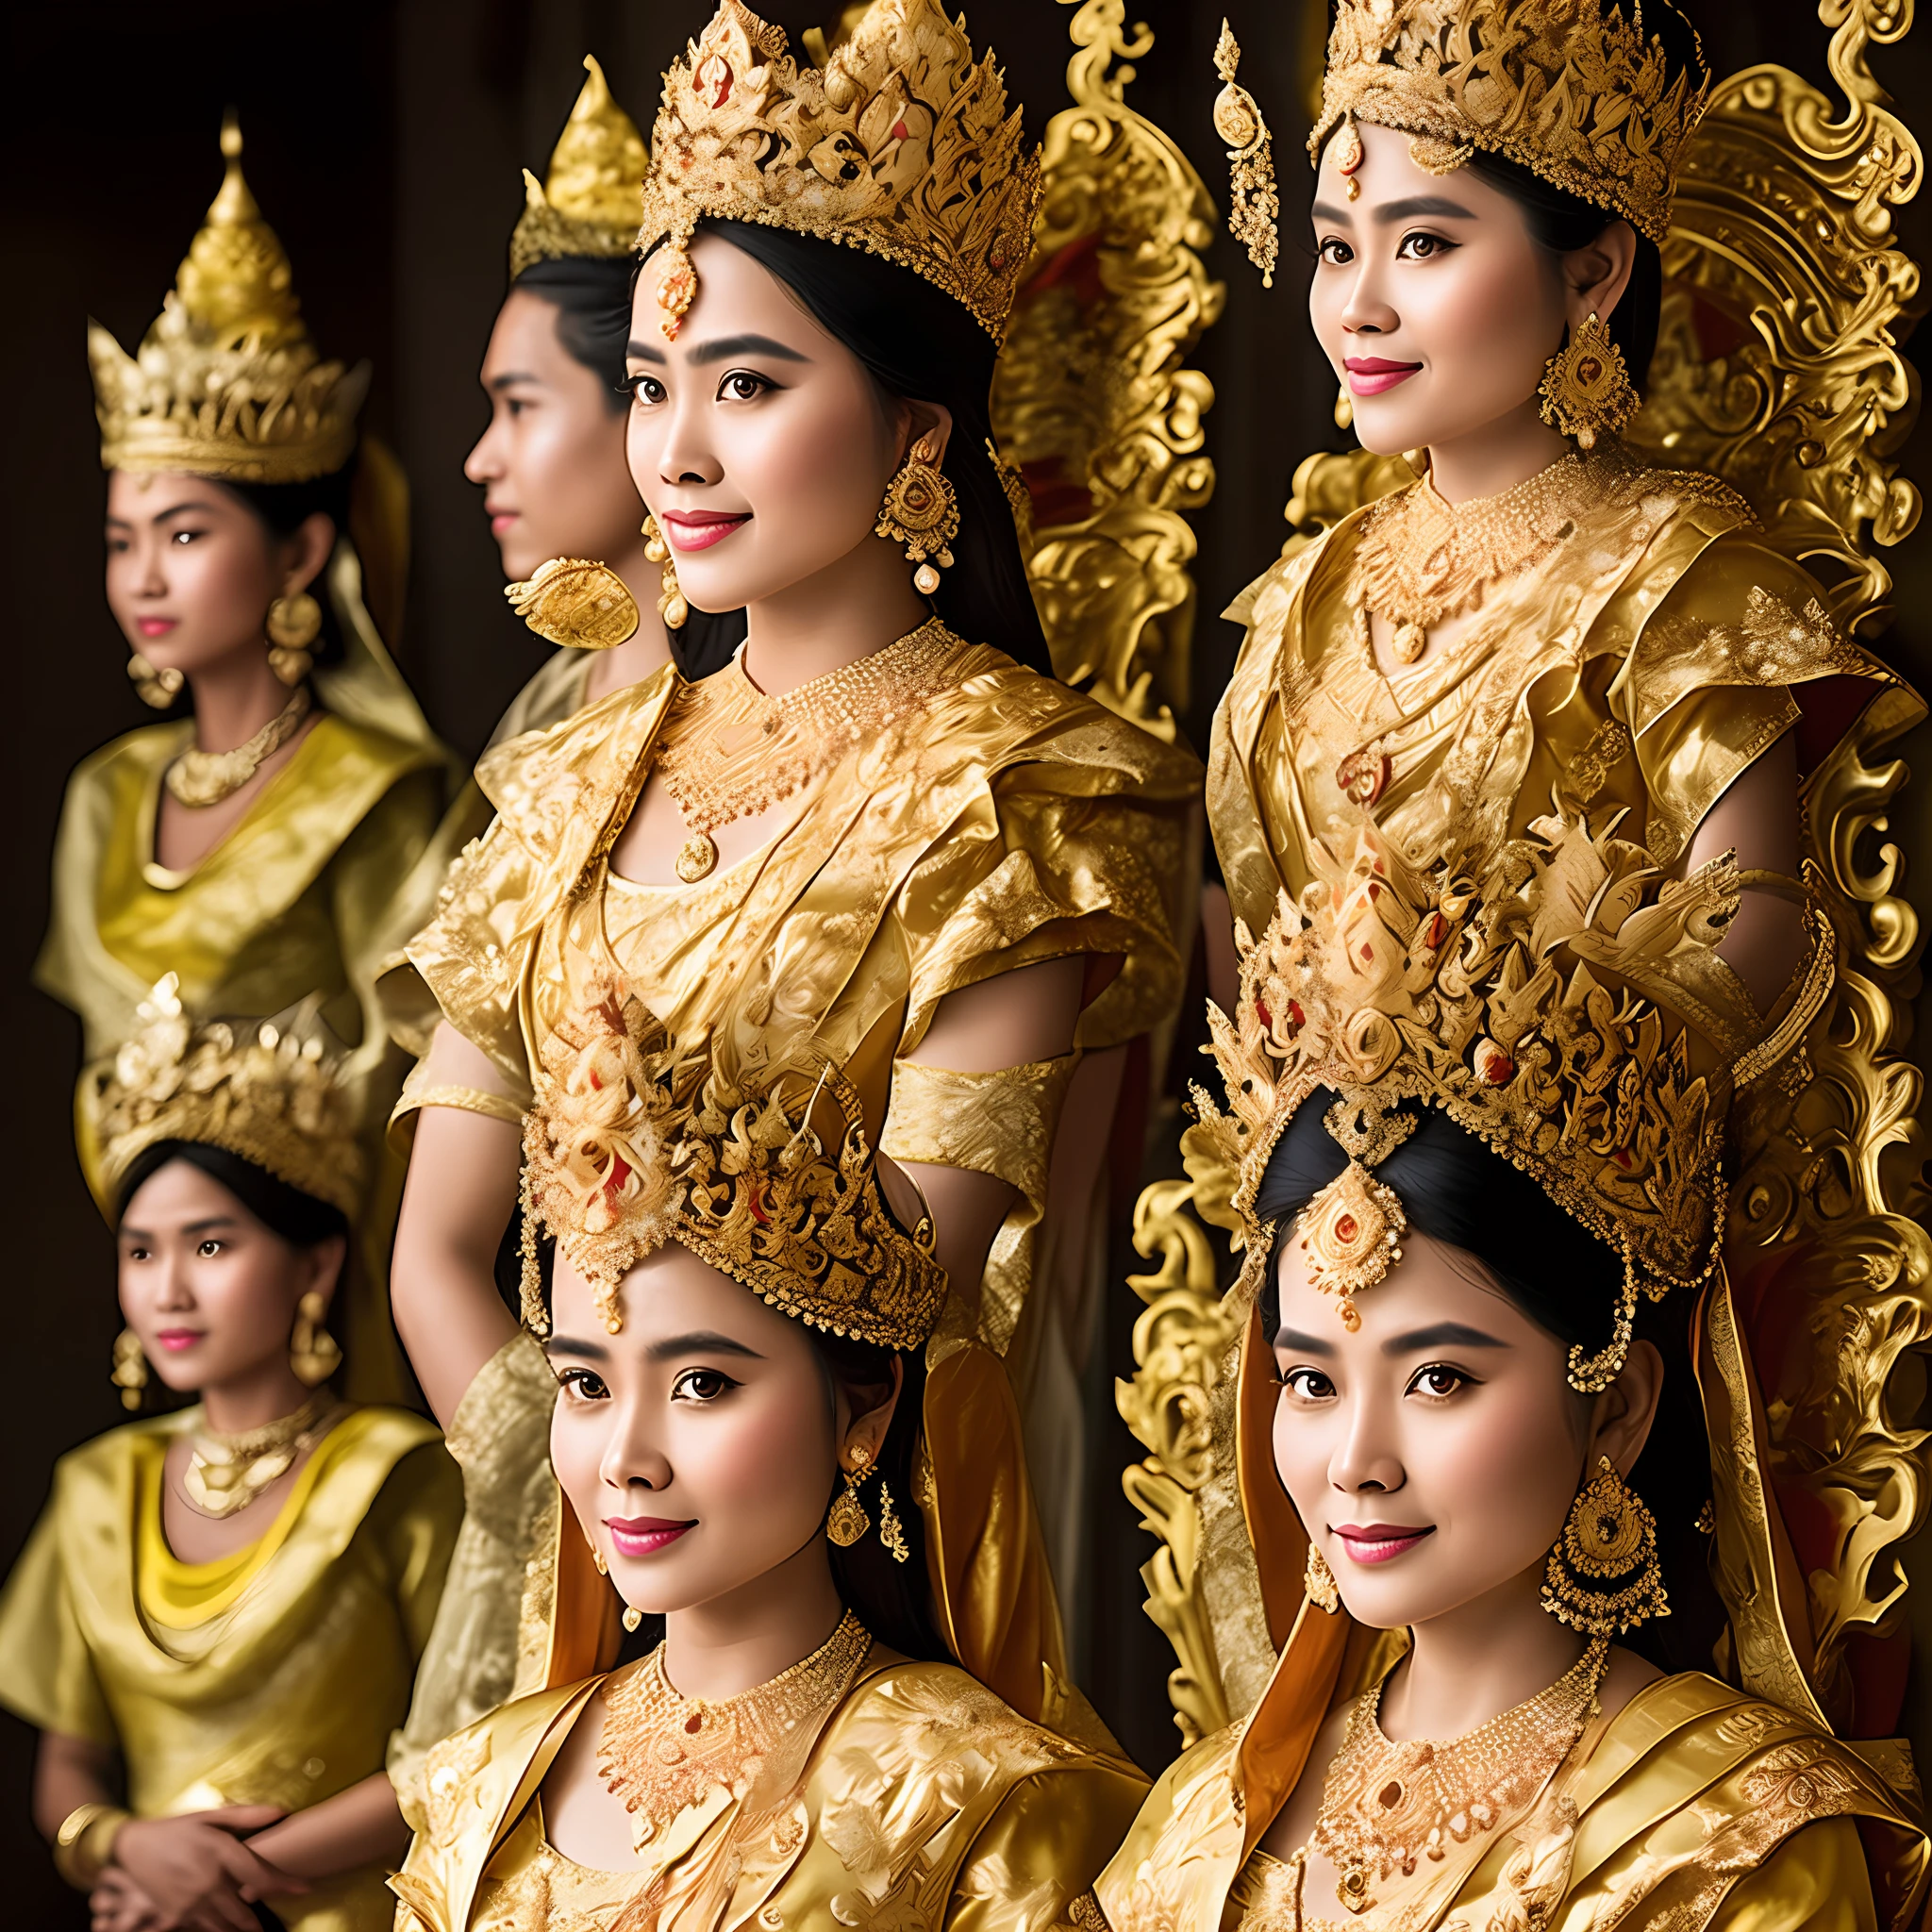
0,1405,462,1932
391,1645,1147,1932
1097,1670,1926,1931
1208,450,1888,941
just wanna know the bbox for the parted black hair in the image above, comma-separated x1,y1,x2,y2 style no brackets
115,1138,348,1249
642,217,1054,677
1254,1092,1725,1675
511,256,745,680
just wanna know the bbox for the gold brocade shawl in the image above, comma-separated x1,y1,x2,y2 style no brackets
1098,1669,1928,1931
0,1406,461,1932
1208,456,1887,934
391,1649,1148,1932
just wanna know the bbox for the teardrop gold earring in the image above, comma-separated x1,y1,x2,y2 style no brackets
265,591,322,685
1305,1541,1341,1614
641,514,689,629
289,1291,341,1387
826,1451,874,1547
1537,312,1638,451
1541,1456,1669,1635
874,437,959,595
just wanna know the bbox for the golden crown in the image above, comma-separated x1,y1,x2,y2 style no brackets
520,974,946,1350
85,976,364,1219
510,56,651,279
1309,0,1710,246
636,0,1041,341
89,117,366,484
1192,813,1830,1390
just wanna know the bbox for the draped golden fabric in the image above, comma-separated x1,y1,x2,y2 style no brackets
391,1647,1147,1932
0,1407,461,1932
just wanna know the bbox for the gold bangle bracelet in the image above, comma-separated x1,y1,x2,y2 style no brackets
52,1802,130,1890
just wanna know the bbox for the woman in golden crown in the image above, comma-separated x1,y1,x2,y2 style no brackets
389,997,1144,1930
42,118,457,1404
0,981,461,1932
380,0,1199,1760
1091,0,1932,1924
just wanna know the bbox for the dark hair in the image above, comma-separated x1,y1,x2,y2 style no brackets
516,1219,953,1665
646,218,1054,676
1459,0,1704,395
115,1138,348,1249
511,256,745,680
1255,1093,1725,1675
217,464,355,672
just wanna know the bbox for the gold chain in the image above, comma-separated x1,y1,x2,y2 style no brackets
165,685,312,808
1351,450,1623,664
598,1608,871,1849
651,619,956,881
1309,1640,1607,1915
180,1390,341,1519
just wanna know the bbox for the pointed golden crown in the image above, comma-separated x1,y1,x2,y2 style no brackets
85,976,364,1219
510,56,652,279
520,972,946,1350
89,117,366,484
636,0,1041,341
1192,813,1829,1388
1309,0,1710,245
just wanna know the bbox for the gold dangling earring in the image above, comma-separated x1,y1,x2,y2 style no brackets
289,1291,342,1387
874,437,959,596
111,1329,149,1411
641,514,689,630
1541,1455,1669,1636
826,1451,874,1548
265,591,322,686
126,653,184,708
623,1606,642,1632
1305,1541,1341,1614
1537,311,1638,452
876,1477,910,1565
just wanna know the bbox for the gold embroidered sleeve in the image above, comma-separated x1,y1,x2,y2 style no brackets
1614,538,1880,859
387,1332,558,1828
1708,1819,1877,1931
880,1057,1076,1208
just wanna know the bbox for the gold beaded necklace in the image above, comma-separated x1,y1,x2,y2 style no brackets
1309,1639,1607,1916
597,1609,871,1849
650,619,957,883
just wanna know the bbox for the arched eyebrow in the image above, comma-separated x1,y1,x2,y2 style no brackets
1371,195,1476,224
687,333,810,367
1274,1327,1337,1357
1382,1322,1507,1354
645,1330,766,1362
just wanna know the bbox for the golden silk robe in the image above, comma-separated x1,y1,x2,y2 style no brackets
1099,1666,1927,1931
0,1406,462,1932
391,1645,1147,1932
387,629,1199,1726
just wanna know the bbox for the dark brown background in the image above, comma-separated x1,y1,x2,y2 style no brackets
5,2,1929,1923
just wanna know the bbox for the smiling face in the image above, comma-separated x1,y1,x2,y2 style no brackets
545,1242,898,1618
623,233,919,614
1271,1225,1597,1630
118,1158,341,1395
465,287,642,583
104,470,320,680
1307,123,1574,458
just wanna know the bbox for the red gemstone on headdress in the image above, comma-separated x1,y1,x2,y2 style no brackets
1334,1213,1358,1242
1256,998,1272,1028
607,1153,632,1193
1289,1000,1305,1028
1610,1146,1634,1170
1425,912,1446,948
1482,1053,1514,1086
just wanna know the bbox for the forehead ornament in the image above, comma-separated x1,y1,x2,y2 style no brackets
1294,1159,1408,1330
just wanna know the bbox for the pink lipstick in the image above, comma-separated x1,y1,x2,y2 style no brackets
606,1515,695,1558
137,618,177,639
1345,356,1423,397
658,508,749,553
1331,1522,1435,1565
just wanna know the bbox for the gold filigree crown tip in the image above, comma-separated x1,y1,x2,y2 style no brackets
1309,0,1710,244
636,0,1042,341
509,54,651,278
522,976,946,1351
86,975,364,1220
90,117,365,483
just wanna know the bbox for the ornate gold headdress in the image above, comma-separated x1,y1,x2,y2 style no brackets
1307,0,1710,245
509,56,651,278
89,117,367,483
1192,814,1830,1390
85,975,364,1219
520,974,946,1349
636,0,1041,341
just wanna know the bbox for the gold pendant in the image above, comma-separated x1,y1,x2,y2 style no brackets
1392,618,1426,664
675,833,718,883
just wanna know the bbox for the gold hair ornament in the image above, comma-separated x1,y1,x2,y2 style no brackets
1211,21,1278,286
505,557,641,651
875,437,959,594
637,0,1042,342
1541,1455,1670,1635
1539,311,1640,450
509,56,650,278
1291,1159,1407,1331
1308,0,1710,245
87,975,364,1221
89,116,367,483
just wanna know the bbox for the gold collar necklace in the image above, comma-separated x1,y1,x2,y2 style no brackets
598,1608,871,1849
1310,1639,1607,1916
650,618,957,883
181,1390,341,1520
1352,448,1626,665
166,684,312,808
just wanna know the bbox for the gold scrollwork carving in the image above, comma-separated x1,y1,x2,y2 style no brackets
991,0,1224,742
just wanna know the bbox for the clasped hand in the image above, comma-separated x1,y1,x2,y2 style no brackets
87,1806,307,1932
